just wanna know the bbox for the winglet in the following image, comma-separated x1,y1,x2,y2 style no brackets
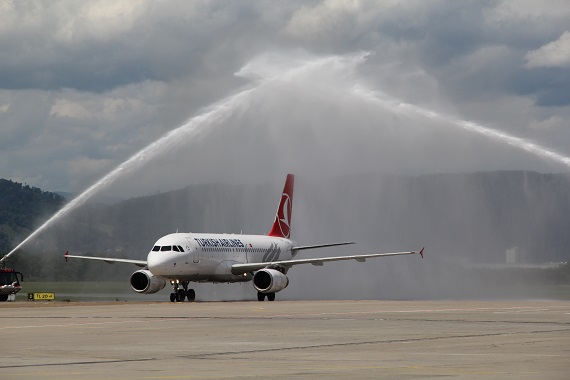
419,247,424,258
64,250,69,262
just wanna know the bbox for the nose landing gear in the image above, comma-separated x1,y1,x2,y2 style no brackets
169,280,195,302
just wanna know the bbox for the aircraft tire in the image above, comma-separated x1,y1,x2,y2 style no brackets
187,289,196,301
267,293,276,301
0,294,8,302
169,293,176,302
257,292,265,301
176,289,186,302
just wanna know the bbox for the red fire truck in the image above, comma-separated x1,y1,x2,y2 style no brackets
0,268,23,301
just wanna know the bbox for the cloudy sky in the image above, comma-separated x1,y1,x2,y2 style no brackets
2,0,570,197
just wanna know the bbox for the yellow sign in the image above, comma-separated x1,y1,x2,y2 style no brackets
28,292,55,301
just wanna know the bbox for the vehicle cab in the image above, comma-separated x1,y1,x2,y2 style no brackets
0,268,23,301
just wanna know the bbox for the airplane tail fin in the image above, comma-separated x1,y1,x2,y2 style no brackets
268,174,295,239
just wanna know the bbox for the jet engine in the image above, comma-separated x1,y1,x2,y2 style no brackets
130,270,166,294
253,269,289,293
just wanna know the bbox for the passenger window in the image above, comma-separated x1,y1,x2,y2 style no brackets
152,246,160,252
161,246,172,252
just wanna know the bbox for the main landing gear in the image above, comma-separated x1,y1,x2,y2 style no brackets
169,280,195,302
257,291,276,301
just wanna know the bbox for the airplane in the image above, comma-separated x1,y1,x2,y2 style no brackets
65,174,423,302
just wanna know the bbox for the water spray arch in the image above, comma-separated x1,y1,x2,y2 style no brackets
2,51,570,264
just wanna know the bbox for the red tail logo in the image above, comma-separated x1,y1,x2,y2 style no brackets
268,174,294,238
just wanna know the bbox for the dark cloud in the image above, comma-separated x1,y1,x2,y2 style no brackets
0,0,569,195
509,67,570,107
0,1,277,92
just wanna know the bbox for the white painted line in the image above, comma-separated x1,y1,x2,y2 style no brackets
0,320,148,330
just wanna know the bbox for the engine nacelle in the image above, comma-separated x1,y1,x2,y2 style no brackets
130,270,166,294
253,269,289,293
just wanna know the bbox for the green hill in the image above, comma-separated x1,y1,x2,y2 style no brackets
0,179,65,254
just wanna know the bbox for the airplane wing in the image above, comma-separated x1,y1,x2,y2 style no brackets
64,251,147,268
231,248,424,275
292,241,355,252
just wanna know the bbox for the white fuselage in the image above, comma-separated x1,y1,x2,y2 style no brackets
147,233,295,282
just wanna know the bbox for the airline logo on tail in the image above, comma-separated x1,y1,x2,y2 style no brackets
262,242,281,262
268,174,294,238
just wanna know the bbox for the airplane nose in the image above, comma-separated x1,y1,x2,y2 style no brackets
147,252,171,275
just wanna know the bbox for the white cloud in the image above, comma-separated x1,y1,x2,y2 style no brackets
490,0,570,22
50,90,148,121
50,98,95,119
282,0,361,40
529,116,564,130
525,30,570,68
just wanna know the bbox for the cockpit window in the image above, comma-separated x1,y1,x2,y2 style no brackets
152,245,184,252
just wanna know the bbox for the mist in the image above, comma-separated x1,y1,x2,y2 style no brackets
92,50,566,192
10,51,570,301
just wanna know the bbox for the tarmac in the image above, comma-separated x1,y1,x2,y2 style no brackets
1,300,569,379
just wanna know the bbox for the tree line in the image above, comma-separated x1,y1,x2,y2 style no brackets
0,179,64,254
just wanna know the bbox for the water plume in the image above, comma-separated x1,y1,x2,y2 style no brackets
1,52,370,263
3,50,570,267
352,86,570,169
0,88,253,263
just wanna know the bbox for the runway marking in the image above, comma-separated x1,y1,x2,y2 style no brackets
0,319,148,330
265,306,568,318
3,305,568,332
408,352,569,357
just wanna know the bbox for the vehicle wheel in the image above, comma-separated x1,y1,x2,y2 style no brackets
267,293,275,301
257,292,265,301
187,289,196,301
0,294,8,302
169,293,176,302
176,289,186,302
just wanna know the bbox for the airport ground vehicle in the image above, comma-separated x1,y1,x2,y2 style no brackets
0,267,23,301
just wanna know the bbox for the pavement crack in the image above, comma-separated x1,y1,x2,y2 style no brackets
180,328,570,360
0,358,156,369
